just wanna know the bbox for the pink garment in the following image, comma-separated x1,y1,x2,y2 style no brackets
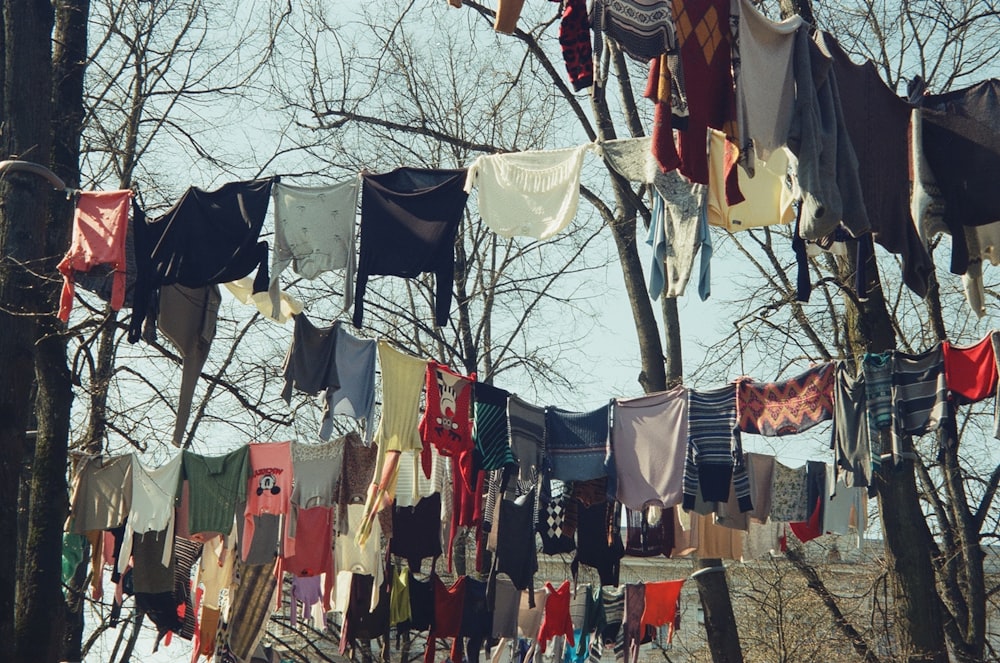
58,190,131,321
290,575,326,629
243,441,294,561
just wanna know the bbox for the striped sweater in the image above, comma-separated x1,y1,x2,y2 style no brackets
684,384,752,512
891,344,951,461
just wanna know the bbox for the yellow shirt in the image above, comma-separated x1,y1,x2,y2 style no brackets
707,129,795,232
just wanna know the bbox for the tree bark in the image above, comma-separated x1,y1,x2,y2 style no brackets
693,559,744,663
0,0,55,645
15,0,87,657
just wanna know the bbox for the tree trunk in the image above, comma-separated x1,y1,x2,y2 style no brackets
0,0,55,645
693,559,744,663
16,0,87,659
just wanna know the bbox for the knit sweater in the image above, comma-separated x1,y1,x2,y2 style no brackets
787,29,870,241
464,145,592,240
544,403,611,482
684,384,752,512
824,32,931,298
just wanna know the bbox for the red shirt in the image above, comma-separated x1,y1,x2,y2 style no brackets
942,335,998,405
58,190,132,321
537,581,575,652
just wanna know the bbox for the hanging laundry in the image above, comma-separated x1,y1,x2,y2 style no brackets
891,344,951,461
822,468,866,536
389,565,411,628
472,382,516,471
649,174,706,298
597,136,667,198
644,54,682,173
117,453,183,576
491,576,523,639
181,445,249,540
831,363,872,489
323,324,377,442
223,276,302,324
538,479,576,555
862,351,893,439
558,0,594,91
685,384,752,511
281,505,334,580
194,534,234,660
787,29,870,241
354,168,467,328
622,583,648,663
215,556,278,662
598,136,710,299
737,362,835,436
732,0,801,170
419,361,475,477
490,395,544,595
624,506,673,557
359,341,428,542
58,189,132,321
639,579,684,643
334,505,385,612
590,0,674,63
67,454,133,534
129,177,273,342
572,478,624,586
157,283,221,448
289,575,326,629
242,441,294,561
769,460,808,522
459,577,493,663
670,0,738,185
134,537,201,647
391,492,443,571
464,145,592,240
822,33,931,298
281,313,340,410
291,435,348,509
942,333,998,406
407,573,435,633
339,573,391,655
743,452,775,523
706,129,795,232
493,0,526,33
610,386,687,510
537,581,575,652
425,575,467,663
270,177,359,316
545,403,610,482
916,80,1000,274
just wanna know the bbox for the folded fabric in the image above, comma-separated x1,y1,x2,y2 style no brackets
270,178,359,316
58,190,132,321
464,145,592,240
224,276,302,324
